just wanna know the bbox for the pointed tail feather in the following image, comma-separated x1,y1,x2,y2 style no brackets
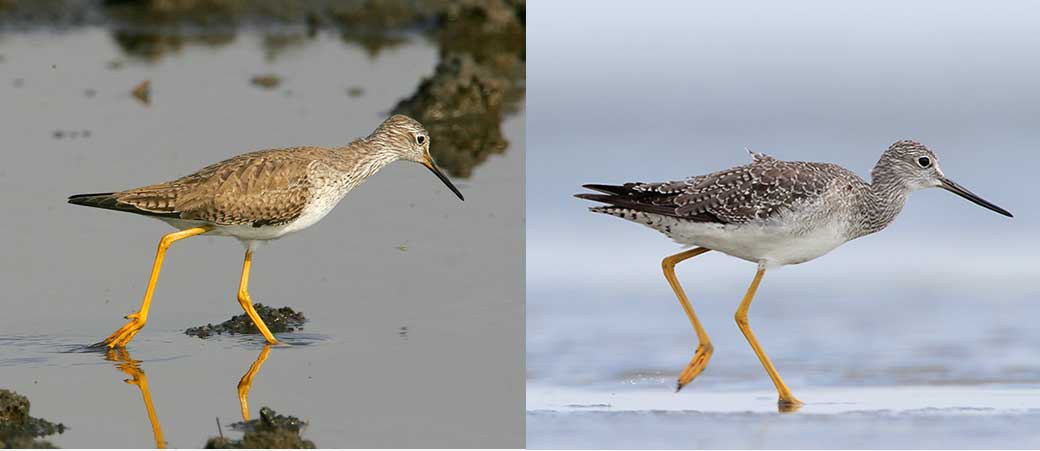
576,183,687,218
68,192,118,208
579,184,634,195
67,192,179,218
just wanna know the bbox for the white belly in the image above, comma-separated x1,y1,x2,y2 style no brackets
602,207,850,268
668,218,849,268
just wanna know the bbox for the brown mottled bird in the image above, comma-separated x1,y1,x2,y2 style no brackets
69,115,463,348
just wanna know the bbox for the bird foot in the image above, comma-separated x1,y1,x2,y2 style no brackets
675,343,714,392
102,315,147,348
778,396,804,413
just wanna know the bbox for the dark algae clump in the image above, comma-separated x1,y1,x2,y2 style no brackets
206,407,314,449
186,304,306,338
0,389,65,448
250,74,282,89
394,0,525,178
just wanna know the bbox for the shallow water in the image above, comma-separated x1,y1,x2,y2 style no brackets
0,26,524,447
529,384,1040,449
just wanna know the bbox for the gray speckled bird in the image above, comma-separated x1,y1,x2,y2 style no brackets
69,114,463,349
577,140,1012,410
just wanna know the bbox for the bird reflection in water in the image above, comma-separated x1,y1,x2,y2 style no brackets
104,348,166,448
237,345,273,421
104,345,276,447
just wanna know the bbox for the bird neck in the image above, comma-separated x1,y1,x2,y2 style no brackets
858,167,910,237
331,138,400,179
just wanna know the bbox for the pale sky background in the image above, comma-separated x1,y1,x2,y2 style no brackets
528,0,1039,301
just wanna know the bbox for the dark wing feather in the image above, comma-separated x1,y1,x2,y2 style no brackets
578,156,840,224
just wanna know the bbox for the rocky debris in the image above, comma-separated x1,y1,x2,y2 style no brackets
0,389,65,449
206,407,314,449
131,79,150,104
185,304,305,338
250,74,281,89
112,31,236,62
103,0,246,24
437,0,525,68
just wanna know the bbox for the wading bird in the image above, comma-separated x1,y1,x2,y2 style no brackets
70,115,463,348
577,140,1011,409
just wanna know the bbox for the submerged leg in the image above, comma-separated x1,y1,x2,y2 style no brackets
662,247,714,392
237,248,279,345
101,226,212,348
734,267,803,409
237,344,273,421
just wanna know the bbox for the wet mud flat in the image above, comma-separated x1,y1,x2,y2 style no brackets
0,389,65,448
527,384,1040,449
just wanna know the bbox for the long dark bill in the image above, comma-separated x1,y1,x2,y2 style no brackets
939,177,1012,217
423,160,465,201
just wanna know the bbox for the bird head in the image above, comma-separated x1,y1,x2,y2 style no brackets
874,140,1010,217
370,114,464,201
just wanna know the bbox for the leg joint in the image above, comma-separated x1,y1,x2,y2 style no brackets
661,256,676,272
734,312,749,327
158,236,176,250
699,341,714,354
662,247,710,272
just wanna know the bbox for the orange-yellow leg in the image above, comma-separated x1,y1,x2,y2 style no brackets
734,267,803,410
106,349,166,448
662,247,714,392
237,344,272,421
238,249,280,345
102,226,212,348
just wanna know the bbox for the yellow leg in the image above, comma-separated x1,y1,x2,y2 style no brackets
734,268,803,410
106,349,166,449
102,226,211,348
662,247,714,392
238,249,280,345
237,344,272,421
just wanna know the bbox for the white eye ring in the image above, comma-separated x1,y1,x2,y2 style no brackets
917,156,931,168
416,135,426,145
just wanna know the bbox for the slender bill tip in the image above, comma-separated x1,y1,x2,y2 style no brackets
939,177,1012,218
423,160,464,201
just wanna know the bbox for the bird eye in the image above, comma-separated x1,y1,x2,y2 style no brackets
416,135,426,145
917,156,931,168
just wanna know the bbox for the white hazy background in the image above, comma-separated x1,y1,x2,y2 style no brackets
527,0,1040,390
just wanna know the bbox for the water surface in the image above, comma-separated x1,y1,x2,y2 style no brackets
0,24,524,448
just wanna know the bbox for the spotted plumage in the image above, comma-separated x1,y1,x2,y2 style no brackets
577,140,1012,408
578,140,1012,268
580,152,857,224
